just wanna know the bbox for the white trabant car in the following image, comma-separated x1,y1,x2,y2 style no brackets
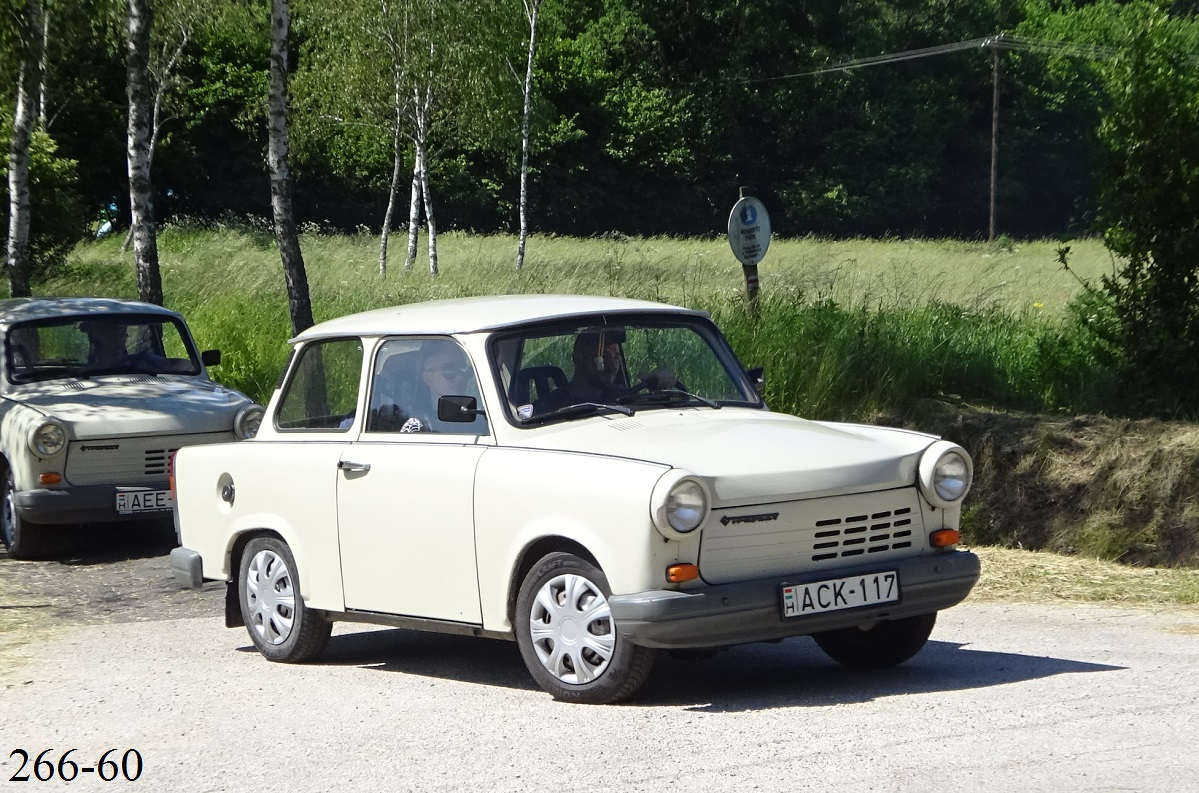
171,295,979,703
0,297,263,559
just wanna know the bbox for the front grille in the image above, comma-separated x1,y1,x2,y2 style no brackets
142,448,179,477
809,507,915,561
699,488,927,585
65,432,230,485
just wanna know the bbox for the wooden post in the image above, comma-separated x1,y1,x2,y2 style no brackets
739,186,760,313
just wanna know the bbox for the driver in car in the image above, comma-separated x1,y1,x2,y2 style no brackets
561,329,677,406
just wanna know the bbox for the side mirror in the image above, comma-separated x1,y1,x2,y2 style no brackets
438,395,485,423
201,349,222,367
746,366,765,396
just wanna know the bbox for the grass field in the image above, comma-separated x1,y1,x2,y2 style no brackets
40,227,1118,414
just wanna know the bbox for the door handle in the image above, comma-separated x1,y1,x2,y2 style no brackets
338,460,371,473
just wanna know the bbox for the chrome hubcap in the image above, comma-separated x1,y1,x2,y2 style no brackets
528,573,615,684
245,549,295,645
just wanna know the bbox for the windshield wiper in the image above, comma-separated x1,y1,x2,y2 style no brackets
80,363,161,378
520,401,635,425
618,389,721,409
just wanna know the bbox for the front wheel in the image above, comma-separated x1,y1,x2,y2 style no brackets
813,612,937,668
238,536,331,663
515,552,656,704
2,468,43,559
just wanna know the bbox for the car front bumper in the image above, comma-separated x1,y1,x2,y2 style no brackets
608,550,980,649
12,483,174,525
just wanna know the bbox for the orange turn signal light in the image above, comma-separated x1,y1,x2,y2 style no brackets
38,472,62,485
666,563,699,583
930,529,961,548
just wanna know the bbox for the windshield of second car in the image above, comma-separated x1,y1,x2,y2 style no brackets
5,315,201,383
491,316,761,425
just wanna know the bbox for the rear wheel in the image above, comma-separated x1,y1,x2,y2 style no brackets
238,536,331,663
1,468,42,560
813,612,937,668
515,552,655,704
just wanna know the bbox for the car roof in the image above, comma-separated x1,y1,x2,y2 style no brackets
292,295,708,342
0,297,183,327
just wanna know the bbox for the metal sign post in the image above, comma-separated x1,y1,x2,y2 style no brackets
727,188,771,312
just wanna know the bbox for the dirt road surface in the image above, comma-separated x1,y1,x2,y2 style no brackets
2,533,1198,792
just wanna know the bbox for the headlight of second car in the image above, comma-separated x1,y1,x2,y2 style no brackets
651,472,709,540
918,441,973,508
234,404,265,440
28,419,68,457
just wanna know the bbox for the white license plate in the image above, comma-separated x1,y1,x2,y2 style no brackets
115,489,174,514
781,571,899,617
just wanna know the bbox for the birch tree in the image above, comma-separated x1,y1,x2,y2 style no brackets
121,0,210,253
515,0,541,271
297,0,512,277
269,0,314,334
126,0,164,305
5,0,43,298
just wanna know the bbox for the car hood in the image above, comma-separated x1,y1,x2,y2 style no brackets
518,408,938,505
11,376,251,438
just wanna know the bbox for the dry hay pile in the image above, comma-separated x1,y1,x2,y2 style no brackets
908,403,1199,568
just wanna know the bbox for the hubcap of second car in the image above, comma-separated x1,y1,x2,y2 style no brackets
528,573,615,684
245,549,295,645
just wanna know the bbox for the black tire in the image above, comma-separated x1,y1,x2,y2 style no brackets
514,552,656,704
813,612,937,669
2,467,42,560
238,536,331,663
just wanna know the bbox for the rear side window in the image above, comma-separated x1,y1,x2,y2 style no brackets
276,338,363,431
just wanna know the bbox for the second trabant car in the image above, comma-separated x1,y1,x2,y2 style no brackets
171,295,979,703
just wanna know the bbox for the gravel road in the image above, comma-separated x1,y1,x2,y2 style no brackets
2,536,1198,792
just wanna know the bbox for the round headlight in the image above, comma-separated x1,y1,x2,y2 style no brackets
666,479,707,533
29,419,67,457
651,472,710,540
918,441,973,508
934,452,970,502
234,404,265,440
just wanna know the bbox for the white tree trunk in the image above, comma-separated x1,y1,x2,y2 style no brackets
419,140,437,277
124,29,187,254
404,152,421,272
36,4,48,128
269,0,314,334
516,0,541,271
5,0,42,298
126,0,164,305
378,76,404,277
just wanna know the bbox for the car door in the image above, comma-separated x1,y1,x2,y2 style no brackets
336,337,490,623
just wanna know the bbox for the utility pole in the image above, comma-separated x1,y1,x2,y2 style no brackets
989,44,1000,242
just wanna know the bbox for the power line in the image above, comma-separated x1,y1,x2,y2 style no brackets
748,33,1118,84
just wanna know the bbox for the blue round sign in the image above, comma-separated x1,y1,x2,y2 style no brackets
728,197,771,266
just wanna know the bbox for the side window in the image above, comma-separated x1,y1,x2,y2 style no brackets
366,337,488,435
276,338,363,431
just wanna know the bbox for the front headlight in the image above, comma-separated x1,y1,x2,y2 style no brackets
234,404,265,440
918,441,973,508
29,419,67,457
651,472,709,539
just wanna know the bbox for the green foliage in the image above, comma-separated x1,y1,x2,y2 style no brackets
1092,4,1199,415
1,116,87,281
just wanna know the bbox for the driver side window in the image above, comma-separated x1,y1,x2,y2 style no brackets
276,338,363,431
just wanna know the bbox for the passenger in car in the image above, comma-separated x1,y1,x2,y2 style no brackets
397,342,483,433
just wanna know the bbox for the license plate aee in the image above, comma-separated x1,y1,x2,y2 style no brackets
116,488,173,514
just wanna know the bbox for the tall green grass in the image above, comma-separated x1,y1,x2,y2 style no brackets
37,224,1118,416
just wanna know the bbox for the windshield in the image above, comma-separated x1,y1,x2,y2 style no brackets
5,314,202,383
490,314,762,426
